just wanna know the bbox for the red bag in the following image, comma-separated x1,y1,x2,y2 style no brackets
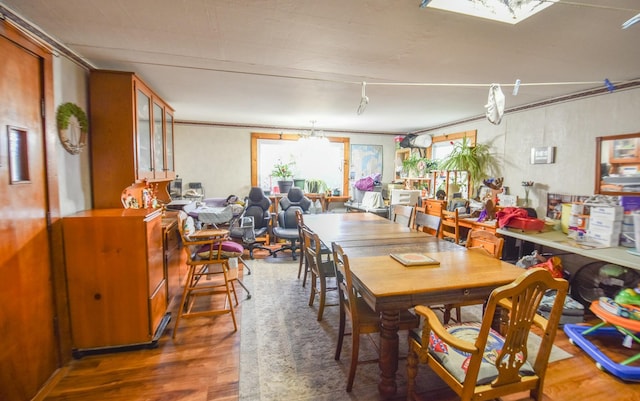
530,256,564,279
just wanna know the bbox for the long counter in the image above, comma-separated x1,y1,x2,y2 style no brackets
497,228,640,271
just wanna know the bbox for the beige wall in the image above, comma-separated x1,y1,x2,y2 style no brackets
425,87,640,218
53,55,91,216
173,124,397,199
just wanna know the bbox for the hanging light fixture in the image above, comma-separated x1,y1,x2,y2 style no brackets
299,120,329,144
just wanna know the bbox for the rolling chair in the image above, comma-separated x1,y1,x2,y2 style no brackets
272,187,311,260
230,187,273,260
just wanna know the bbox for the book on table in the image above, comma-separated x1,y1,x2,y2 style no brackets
390,252,440,267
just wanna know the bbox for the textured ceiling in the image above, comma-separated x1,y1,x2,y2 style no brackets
2,0,639,133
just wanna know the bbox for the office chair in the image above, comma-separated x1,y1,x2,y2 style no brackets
229,187,273,259
272,187,311,260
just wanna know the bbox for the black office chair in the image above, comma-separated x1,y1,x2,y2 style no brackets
272,187,311,260
230,187,273,260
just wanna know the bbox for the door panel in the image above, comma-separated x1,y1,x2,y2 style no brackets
0,34,57,400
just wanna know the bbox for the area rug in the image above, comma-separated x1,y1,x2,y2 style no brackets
238,258,572,401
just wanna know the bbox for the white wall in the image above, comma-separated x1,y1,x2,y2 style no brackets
426,87,640,218
174,124,396,199
53,56,91,216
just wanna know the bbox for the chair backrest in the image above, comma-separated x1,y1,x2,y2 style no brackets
465,229,504,259
331,242,359,325
439,209,459,243
278,187,311,229
392,204,415,228
413,205,440,236
467,268,568,395
302,226,332,277
244,187,272,232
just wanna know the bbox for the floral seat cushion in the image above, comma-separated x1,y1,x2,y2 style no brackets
414,322,535,385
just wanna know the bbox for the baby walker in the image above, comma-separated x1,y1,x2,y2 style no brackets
564,289,640,382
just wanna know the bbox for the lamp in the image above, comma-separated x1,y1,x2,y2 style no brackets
299,120,329,144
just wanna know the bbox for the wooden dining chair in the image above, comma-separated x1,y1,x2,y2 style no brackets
439,208,460,243
413,205,440,236
303,226,337,321
392,204,415,228
444,229,506,323
407,268,568,401
173,211,241,338
296,210,332,288
332,242,419,392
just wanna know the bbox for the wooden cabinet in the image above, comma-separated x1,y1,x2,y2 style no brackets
425,199,446,217
163,215,186,306
90,70,175,208
62,208,169,354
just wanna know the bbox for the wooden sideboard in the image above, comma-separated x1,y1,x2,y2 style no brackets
63,208,170,355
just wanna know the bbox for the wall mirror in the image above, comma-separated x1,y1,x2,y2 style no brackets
596,132,640,195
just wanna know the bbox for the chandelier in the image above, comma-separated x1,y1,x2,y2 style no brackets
299,120,328,144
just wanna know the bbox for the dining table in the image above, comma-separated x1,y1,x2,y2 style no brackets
303,212,525,399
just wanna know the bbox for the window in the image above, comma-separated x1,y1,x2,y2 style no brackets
251,133,350,194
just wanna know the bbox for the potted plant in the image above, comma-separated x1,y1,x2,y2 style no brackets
438,136,500,196
402,153,421,177
306,178,328,194
272,159,295,193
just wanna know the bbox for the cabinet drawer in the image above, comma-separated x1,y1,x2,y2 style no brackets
149,280,167,335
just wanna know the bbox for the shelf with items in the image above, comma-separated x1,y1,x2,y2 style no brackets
432,170,470,200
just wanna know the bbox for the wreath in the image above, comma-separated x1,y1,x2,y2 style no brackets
56,102,88,155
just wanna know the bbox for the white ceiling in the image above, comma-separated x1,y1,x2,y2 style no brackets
2,0,639,133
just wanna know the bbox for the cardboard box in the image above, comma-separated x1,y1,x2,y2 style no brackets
588,218,622,232
587,229,621,246
589,206,624,221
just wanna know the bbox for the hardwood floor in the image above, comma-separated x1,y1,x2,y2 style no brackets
42,257,640,401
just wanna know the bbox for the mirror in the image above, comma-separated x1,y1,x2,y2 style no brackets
596,132,640,195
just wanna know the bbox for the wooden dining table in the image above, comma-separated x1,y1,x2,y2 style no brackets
303,212,524,399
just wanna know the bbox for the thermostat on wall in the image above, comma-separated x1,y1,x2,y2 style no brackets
530,146,555,164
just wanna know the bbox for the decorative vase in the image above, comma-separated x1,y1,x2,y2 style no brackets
277,180,293,194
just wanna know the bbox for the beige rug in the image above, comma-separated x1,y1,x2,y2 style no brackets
238,258,572,401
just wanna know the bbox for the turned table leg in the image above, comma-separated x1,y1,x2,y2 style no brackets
378,310,400,398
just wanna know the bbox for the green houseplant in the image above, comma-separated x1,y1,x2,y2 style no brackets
306,178,328,194
438,136,500,195
272,160,295,193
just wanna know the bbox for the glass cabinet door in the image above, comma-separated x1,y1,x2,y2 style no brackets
136,88,153,179
165,112,175,177
153,102,165,178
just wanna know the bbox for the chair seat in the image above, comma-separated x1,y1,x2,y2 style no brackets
196,240,244,258
410,322,535,385
272,226,299,239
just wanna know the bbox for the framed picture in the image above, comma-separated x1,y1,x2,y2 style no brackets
350,144,383,181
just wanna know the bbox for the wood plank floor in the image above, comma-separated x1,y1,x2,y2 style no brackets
42,258,640,401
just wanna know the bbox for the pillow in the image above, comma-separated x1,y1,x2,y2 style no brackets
182,215,196,237
196,240,244,259
427,322,534,385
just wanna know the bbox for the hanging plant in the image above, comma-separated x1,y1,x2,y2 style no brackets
56,102,89,155
439,136,500,192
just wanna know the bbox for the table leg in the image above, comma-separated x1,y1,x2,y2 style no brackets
378,310,400,398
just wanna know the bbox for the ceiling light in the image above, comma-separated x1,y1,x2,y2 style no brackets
424,0,556,24
299,120,328,144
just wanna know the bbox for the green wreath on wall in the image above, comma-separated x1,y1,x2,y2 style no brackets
56,102,88,155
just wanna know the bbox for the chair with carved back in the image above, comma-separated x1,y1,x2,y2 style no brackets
391,204,415,228
332,242,419,392
413,205,440,236
439,208,460,243
302,226,337,321
443,229,506,323
407,267,568,401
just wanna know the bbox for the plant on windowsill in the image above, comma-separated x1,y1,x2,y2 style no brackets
306,179,328,194
272,160,295,193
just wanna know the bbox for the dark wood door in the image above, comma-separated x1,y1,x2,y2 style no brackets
0,30,58,400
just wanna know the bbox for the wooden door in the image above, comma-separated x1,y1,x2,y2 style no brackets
0,29,58,400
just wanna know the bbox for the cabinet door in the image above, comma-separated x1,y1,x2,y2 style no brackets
153,101,165,179
165,111,175,179
136,87,154,180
